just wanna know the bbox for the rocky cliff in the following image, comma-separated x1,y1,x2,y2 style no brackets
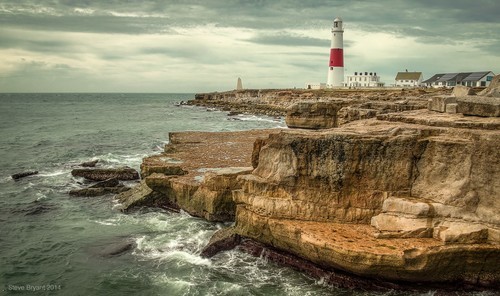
233,110,499,287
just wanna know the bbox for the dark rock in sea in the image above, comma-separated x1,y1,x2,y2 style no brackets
201,227,241,258
87,237,136,257
71,167,139,181
227,111,242,116
100,241,135,257
12,200,55,216
89,178,119,188
80,159,99,167
11,171,39,180
69,185,130,197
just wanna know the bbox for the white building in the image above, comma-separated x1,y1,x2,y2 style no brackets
305,82,326,90
422,71,495,88
346,72,384,88
395,71,423,87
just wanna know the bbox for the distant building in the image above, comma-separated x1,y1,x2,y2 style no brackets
305,82,326,90
422,71,495,88
395,71,423,87
236,77,243,90
346,72,384,88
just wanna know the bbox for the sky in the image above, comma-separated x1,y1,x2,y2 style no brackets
0,0,499,93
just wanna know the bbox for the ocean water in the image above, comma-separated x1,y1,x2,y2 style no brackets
0,93,489,296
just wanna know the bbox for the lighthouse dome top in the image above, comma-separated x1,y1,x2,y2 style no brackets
332,17,344,32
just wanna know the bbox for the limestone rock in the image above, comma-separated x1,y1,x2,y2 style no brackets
145,167,252,222
452,85,475,97
69,186,130,197
285,101,340,129
200,227,241,258
478,74,500,97
71,167,139,181
428,96,456,113
115,180,172,211
233,113,500,287
456,96,500,117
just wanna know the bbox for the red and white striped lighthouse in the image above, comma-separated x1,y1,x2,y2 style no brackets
327,17,344,88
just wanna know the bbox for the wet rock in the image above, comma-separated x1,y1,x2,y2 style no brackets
201,227,241,258
69,186,130,197
87,238,136,257
89,178,119,188
115,180,176,212
71,167,139,181
80,159,99,167
11,171,38,180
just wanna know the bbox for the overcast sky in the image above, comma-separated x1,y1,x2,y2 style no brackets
1,0,499,93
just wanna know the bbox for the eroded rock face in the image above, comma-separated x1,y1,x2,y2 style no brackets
285,101,341,129
233,112,500,287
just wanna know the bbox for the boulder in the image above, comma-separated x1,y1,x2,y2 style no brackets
71,167,139,181
80,159,99,167
452,85,475,97
11,170,38,180
115,180,174,211
478,74,500,97
285,101,340,129
69,186,130,197
456,96,500,117
200,227,241,258
89,178,119,188
428,96,456,113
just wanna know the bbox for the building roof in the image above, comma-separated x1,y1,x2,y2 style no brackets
422,74,444,84
395,72,422,80
423,71,493,84
462,71,491,82
435,73,459,82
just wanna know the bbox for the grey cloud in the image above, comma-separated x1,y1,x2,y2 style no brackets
247,33,328,47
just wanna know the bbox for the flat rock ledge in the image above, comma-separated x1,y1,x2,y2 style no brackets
116,129,280,221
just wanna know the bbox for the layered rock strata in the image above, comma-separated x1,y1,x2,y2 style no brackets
232,111,500,287
117,129,280,221
189,88,451,125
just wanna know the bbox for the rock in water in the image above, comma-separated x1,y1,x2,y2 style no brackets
71,167,139,181
11,171,39,180
89,178,119,188
201,227,241,258
80,159,99,167
69,186,130,197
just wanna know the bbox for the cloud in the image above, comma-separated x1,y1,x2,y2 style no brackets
0,0,498,92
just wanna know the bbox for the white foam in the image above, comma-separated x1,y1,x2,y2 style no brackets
38,170,67,177
35,192,47,201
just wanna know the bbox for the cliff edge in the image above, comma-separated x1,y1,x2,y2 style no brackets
233,109,499,287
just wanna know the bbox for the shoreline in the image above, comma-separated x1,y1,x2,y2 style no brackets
117,86,500,292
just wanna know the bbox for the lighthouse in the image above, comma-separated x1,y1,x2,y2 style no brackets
327,17,344,88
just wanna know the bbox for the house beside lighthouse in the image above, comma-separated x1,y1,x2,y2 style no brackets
327,17,344,88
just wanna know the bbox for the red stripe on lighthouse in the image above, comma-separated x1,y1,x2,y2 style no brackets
329,48,344,67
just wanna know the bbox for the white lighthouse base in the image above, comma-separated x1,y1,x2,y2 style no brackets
327,67,344,88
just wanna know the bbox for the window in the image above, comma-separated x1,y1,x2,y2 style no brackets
487,76,493,81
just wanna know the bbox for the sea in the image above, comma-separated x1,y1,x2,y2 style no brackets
0,93,491,296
